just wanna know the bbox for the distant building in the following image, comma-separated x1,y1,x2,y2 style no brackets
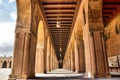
0,56,12,68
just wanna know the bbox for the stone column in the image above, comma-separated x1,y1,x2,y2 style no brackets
50,48,53,71
70,52,74,71
35,46,45,73
93,31,110,77
53,53,55,70
84,31,110,78
49,55,51,71
74,41,80,73
72,51,75,71
46,51,50,72
66,58,68,70
9,30,37,79
70,55,71,70
83,0,111,78
67,57,69,70
48,54,51,72
78,40,85,73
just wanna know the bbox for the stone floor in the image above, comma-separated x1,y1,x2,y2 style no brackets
35,69,86,80
0,68,11,80
0,68,120,80
35,69,85,79
35,69,120,80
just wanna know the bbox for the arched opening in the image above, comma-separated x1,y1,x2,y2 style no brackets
9,61,12,68
2,61,7,68
35,20,45,74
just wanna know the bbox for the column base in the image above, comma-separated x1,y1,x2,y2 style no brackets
44,71,47,73
8,75,16,80
72,69,75,72
77,71,85,73
75,70,84,73
94,73,111,78
9,74,35,80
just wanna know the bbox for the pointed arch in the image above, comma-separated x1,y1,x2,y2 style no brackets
2,61,7,68
35,20,45,73
37,20,45,46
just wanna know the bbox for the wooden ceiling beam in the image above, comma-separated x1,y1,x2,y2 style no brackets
103,0,120,3
48,20,72,21
49,27,71,29
103,2,120,5
48,23,72,25
41,0,77,3
51,29,70,31
47,16,73,18
44,7,75,10
46,13,74,17
50,28,70,30
103,5,119,8
43,5,76,8
102,10,115,12
103,14,112,16
47,17,73,20
55,43,67,46
54,40,68,43
51,30,70,32
103,16,110,18
45,12,74,14
44,10,75,13
49,25,71,27
49,26,71,28
49,24,71,27
54,39,68,41
52,33,69,35
103,7,117,10
53,36,69,38
103,12,113,14
43,2,76,5
48,21,72,23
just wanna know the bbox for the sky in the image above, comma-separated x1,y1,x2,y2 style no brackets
0,0,16,56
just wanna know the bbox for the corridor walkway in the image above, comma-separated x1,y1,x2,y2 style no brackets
35,69,85,79
35,69,120,80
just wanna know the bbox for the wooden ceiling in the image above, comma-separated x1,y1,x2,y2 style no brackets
38,0,120,59
103,0,120,26
40,0,81,59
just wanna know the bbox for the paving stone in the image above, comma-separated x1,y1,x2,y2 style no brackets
0,68,11,80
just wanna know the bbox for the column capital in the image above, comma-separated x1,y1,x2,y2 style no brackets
15,27,31,34
15,26,37,39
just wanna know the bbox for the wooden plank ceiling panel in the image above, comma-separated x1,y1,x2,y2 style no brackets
103,0,120,26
